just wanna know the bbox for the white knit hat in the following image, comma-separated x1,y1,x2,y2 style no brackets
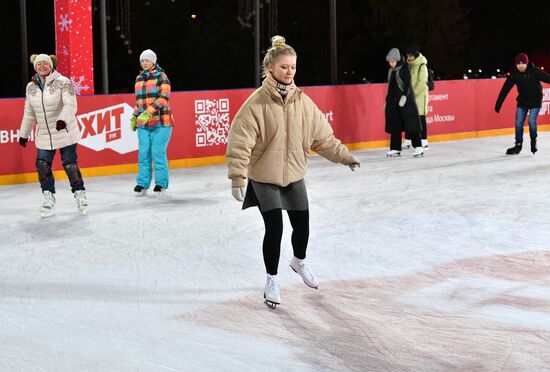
139,49,157,64
32,54,54,69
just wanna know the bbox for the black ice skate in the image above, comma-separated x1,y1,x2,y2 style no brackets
531,138,537,154
506,142,522,155
153,185,166,196
134,185,147,196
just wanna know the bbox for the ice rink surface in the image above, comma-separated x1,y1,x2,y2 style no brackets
2,133,550,371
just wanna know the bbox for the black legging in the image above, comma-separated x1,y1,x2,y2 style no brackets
260,208,309,275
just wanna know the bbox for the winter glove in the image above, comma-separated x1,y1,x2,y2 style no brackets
18,137,28,147
56,120,67,131
130,116,137,131
231,186,245,201
398,95,407,107
348,155,360,172
137,111,152,125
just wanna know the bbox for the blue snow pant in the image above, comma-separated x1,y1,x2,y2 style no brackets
136,126,172,189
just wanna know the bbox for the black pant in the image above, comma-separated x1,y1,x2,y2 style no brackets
36,143,85,193
260,209,309,275
406,115,427,141
391,130,421,150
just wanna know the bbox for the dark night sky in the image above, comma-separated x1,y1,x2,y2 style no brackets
3,0,549,98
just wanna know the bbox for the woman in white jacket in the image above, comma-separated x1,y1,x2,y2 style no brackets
19,54,88,217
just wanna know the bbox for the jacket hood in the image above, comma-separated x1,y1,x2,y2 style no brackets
408,53,427,67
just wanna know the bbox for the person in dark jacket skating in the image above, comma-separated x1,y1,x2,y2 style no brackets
384,48,423,158
495,53,550,155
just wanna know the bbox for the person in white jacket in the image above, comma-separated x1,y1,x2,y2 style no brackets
18,54,88,217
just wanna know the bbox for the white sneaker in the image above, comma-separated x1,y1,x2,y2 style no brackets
422,139,429,149
386,150,401,157
402,139,412,149
39,191,56,218
264,274,280,308
290,257,319,289
413,147,424,157
74,190,88,214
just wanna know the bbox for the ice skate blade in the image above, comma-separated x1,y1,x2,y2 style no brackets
413,154,424,158
78,207,87,215
40,210,55,218
289,265,319,289
263,293,280,309
386,154,401,158
134,190,147,197
264,300,278,309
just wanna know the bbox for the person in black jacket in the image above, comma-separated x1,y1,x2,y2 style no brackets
495,53,550,155
384,48,423,157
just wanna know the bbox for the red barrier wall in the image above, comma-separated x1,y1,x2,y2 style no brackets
1,79,549,184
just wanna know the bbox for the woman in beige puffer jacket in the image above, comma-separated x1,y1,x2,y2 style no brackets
19,54,87,217
226,36,360,308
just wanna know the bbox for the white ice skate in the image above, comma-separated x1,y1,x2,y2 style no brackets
413,147,424,158
422,139,429,149
39,191,56,218
402,139,412,149
264,274,281,309
74,190,88,215
290,257,319,289
386,150,401,158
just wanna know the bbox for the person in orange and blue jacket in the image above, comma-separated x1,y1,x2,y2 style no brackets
130,49,174,196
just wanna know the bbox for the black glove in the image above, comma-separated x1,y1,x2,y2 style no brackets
19,137,28,147
56,120,67,131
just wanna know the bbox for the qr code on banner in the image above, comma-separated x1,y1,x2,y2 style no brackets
195,99,230,147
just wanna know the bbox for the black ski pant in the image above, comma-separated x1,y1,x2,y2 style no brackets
260,208,309,275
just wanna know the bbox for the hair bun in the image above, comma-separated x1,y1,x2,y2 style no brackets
50,55,58,68
29,54,37,64
271,35,286,48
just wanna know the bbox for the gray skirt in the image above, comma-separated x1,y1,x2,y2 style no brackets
242,179,309,212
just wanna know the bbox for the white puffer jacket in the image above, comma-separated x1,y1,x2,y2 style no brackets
19,70,81,150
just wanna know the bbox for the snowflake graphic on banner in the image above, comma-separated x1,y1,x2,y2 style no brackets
195,99,230,147
70,76,90,95
58,14,72,32
60,46,69,57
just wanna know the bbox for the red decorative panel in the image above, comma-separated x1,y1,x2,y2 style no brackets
54,0,94,95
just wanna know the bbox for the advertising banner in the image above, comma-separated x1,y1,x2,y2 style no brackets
1,79,549,183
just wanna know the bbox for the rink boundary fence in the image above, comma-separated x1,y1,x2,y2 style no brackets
2,126,548,185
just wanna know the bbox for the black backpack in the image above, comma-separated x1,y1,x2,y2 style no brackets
421,63,435,91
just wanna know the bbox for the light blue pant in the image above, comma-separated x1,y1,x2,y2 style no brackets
136,126,172,189
515,107,540,143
